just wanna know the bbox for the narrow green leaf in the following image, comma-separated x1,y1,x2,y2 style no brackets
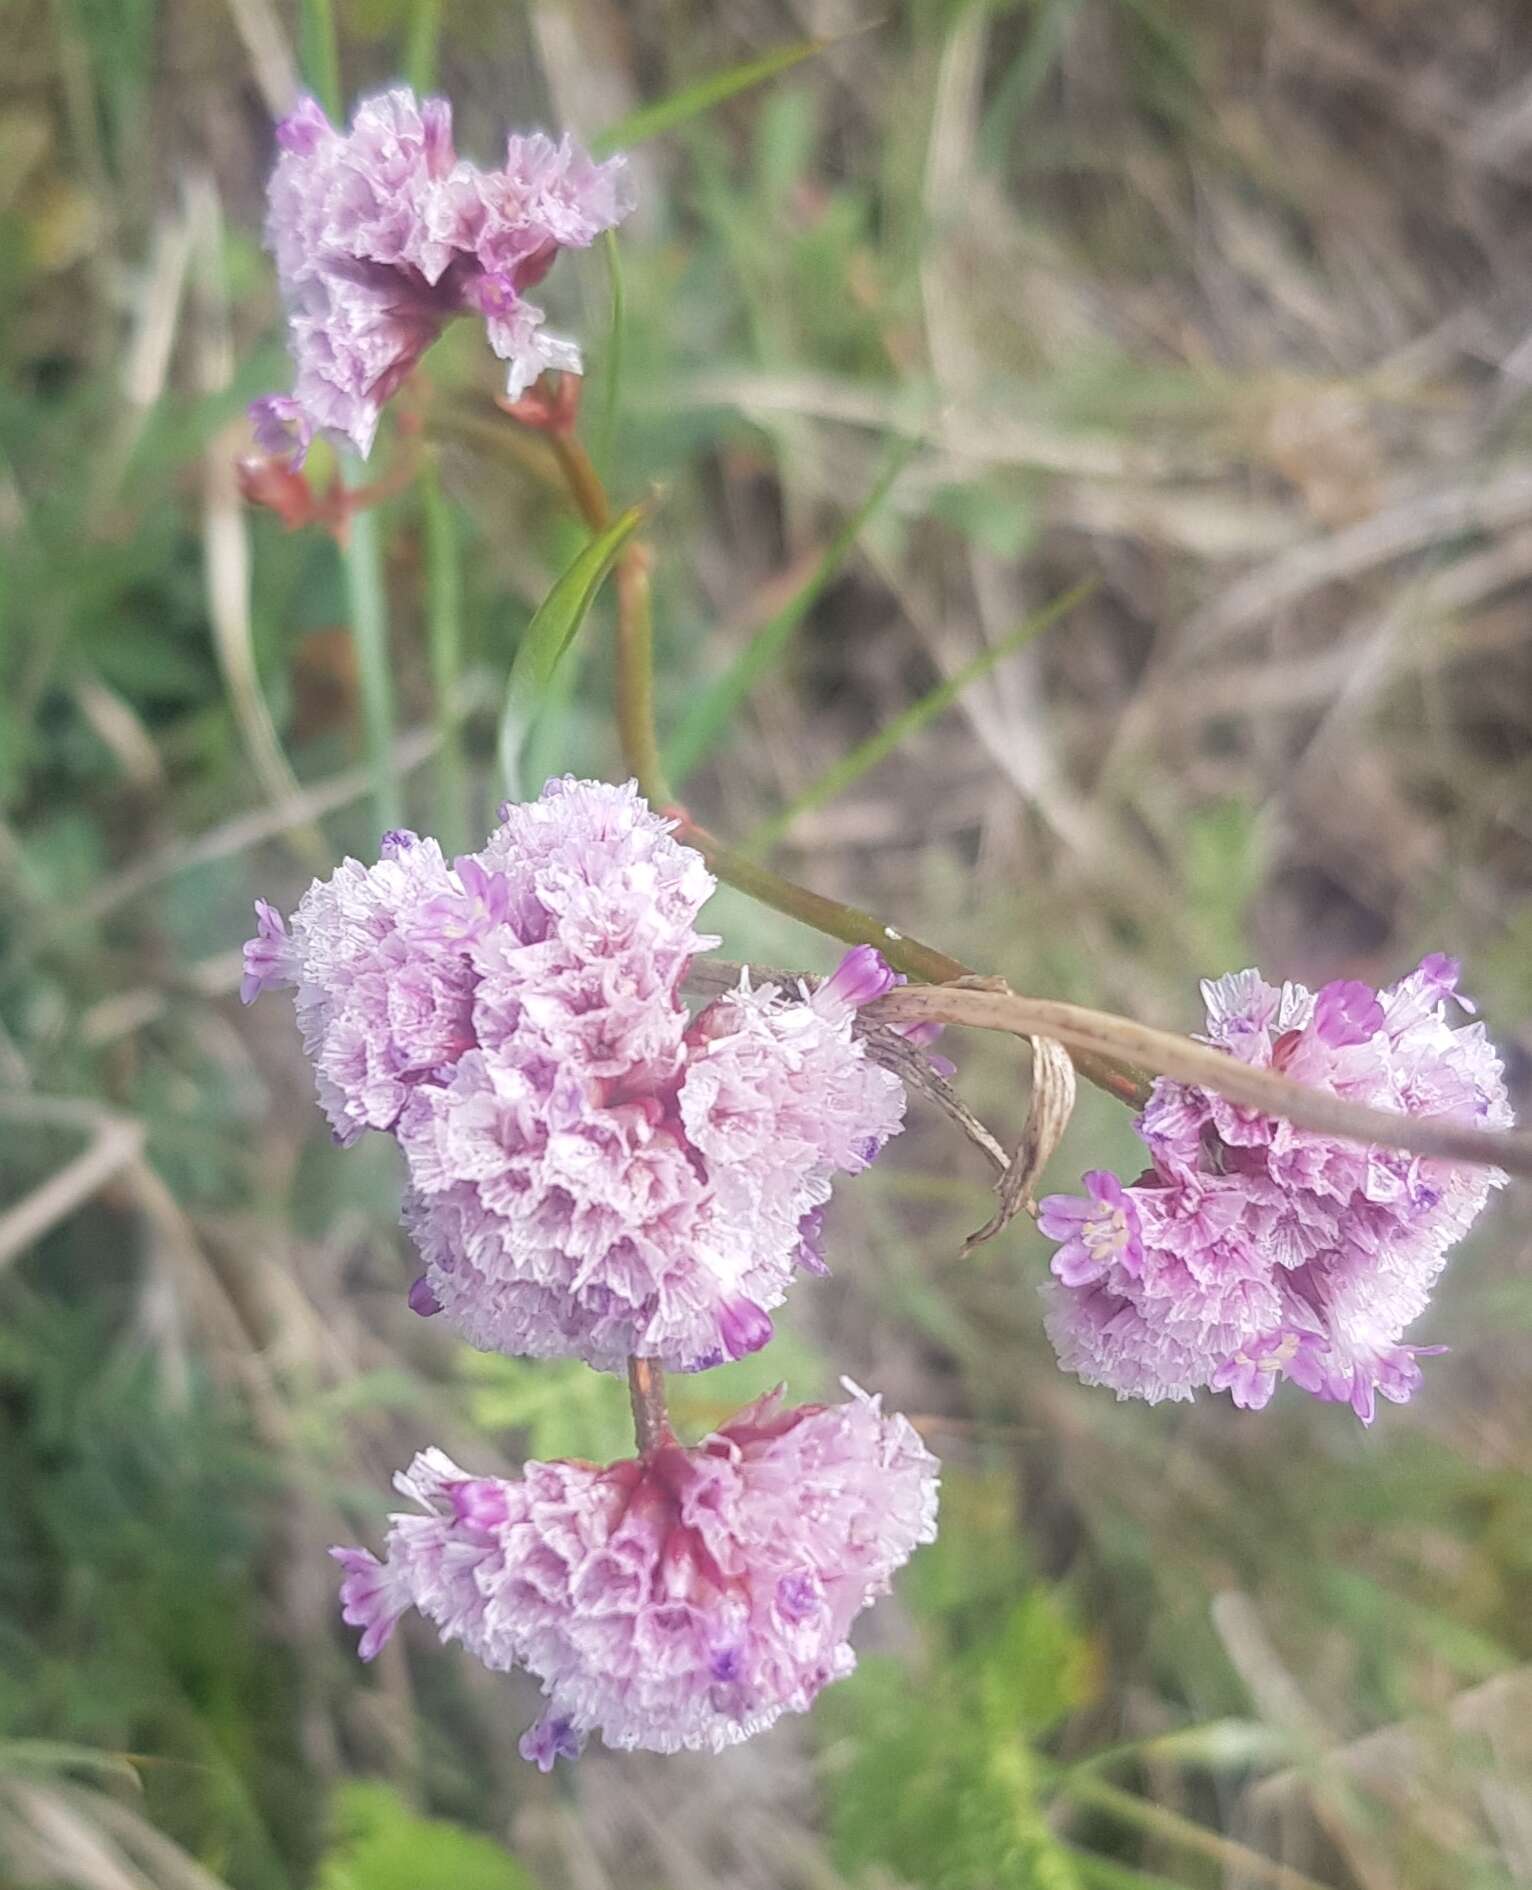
592,34,846,157
1064,1849,1202,1890
666,439,916,784
298,0,342,118
979,0,1085,171
498,503,645,796
1055,1776,1333,1890
319,1781,535,1890
751,579,1095,848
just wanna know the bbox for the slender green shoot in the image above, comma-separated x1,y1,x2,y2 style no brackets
665,438,916,784
750,581,1096,849
591,33,849,157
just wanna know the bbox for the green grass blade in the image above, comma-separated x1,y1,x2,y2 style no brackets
1064,1849,1205,1890
405,0,444,94
750,578,1095,848
591,33,848,157
298,0,342,116
498,503,646,797
666,439,916,785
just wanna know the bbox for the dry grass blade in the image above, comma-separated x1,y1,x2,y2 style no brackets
1180,464,1532,657
1239,1667,1532,1890
869,984,1532,1177
79,718,451,923
0,1778,151,1890
221,0,299,115
0,1099,147,1271
858,1023,1010,1176
186,171,324,865
963,1034,1075,1252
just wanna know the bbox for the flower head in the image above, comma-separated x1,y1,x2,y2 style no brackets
332,1383,939,1761
255,88,633,462
246,782,906,1371
1040,959,1510,1421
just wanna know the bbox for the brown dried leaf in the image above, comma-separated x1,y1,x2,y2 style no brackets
856,1022,1009,1175
963,1035,1077,1253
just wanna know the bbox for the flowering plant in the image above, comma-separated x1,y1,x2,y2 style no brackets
240,78,1528,1766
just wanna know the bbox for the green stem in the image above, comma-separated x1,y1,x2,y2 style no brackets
678,818,964,983
615,546,668,805
548,432,670,805
343,496,401,835
421,459,468,853
298,0,342,116
405,0,444,93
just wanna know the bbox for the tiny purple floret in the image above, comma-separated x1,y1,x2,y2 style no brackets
1040,959,1510,1421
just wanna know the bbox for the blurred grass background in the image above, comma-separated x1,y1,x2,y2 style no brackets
4,1,1532,1886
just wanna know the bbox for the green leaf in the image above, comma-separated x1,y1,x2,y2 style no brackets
316,1782,535,1890
497,502,645,796
825,1471,1095,1890
666,439,916,784
464,1354,632,1466
752,579,1095,847
592,36,840,157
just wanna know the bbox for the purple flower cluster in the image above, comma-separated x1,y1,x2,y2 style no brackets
333,1382,938,1761
1039,959,1512,1422
253,87,633,463
244,779,906,1373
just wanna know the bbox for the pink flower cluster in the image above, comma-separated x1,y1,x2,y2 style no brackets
333,1382,938,1762
253,87,633,463
244,779,907,1373
1039,959,1512,1422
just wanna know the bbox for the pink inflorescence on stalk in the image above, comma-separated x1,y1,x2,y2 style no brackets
1038,959,1512,1422
252,87,633,464
243,778,906,1372
331,1381,939,1762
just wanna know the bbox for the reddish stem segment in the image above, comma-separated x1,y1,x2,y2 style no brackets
627,1356,673,1458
